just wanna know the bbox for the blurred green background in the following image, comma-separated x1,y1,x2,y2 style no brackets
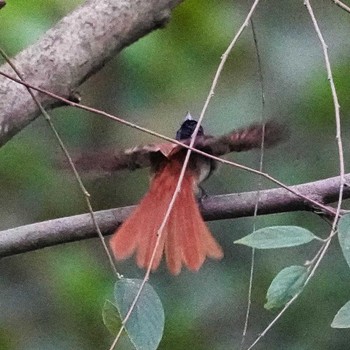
1,0,350,349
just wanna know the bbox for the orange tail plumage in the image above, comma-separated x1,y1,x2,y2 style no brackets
109,154,223,275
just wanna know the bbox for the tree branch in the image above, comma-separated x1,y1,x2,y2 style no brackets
1,173,349,258
0,0,182,146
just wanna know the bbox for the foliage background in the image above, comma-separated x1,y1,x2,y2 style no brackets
0,0,350,349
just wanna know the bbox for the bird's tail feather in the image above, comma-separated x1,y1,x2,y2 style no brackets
109,157,223,274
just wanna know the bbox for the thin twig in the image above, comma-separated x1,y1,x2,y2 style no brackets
245,237,331,350
0,72,336,217
245,1,346,348
304,0,346,312
240,17,265,349
108,326,124,350
109,1,263,348
0,70,183,146
246,209,336,349
196,0,261,130
304,0,345,225
0,48,120,278
332,0,350,13
110,142,195,349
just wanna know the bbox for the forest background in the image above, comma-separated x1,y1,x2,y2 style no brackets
0,0,350,349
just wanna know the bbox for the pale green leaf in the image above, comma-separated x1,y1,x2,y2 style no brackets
102,300,122,336
338,214,350,269
235,226,317,249
265,265,308,310
114,278,164,350
331,301,350,328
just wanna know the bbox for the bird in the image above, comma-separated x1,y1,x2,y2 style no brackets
109,113,284,275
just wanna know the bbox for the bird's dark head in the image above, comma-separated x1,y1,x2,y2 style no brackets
176,112,204,140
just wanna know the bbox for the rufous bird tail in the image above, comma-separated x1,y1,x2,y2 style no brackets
109,156,223,275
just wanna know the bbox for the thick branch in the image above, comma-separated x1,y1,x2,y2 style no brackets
1,173,349,258
0,0,182,146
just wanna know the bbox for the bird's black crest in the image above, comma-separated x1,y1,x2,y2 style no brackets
176,120,204,140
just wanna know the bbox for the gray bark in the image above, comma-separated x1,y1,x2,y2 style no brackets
0,0,182,146
0,173,348,258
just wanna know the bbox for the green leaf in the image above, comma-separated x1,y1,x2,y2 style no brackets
234,226,317,249
102,300,122,336
331,301,350,328
338,214,350,269
265,265,308,310
114,278,164,350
